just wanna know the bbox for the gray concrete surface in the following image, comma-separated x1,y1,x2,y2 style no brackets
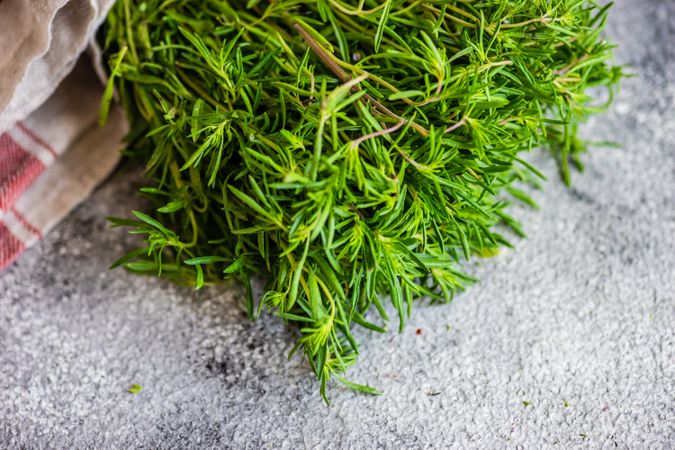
1,2,674,448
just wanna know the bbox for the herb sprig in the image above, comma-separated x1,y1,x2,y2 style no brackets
103,0,621,400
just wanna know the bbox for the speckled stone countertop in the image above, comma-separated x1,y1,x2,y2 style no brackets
1,2,673,448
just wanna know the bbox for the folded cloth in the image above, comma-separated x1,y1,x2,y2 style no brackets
0,0,126,270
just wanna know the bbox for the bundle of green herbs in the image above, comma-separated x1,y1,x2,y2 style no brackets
102,0,621,399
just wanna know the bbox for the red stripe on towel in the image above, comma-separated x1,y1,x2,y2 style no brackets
0,133,45,210
0,221,26,270
10,207,42,239
16,122,58,158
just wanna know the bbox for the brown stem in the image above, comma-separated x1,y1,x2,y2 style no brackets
445,117,466,133
351,120,405,148
293,23,430,137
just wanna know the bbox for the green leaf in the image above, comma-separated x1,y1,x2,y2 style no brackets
157,201,184,213
388,90,424,101
184,256,229,265
334,375,382,396
99,47,127,126
374,0,392,53
223,258,243,274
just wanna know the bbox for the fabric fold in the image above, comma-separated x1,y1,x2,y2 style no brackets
0,0,127,270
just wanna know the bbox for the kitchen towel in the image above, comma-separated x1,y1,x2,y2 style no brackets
0,0,127,270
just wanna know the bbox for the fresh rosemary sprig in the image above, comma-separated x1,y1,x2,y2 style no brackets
102,0,621,400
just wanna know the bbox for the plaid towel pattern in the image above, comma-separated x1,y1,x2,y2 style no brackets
0,122,57,268
0,59,127,270
0,0,122,271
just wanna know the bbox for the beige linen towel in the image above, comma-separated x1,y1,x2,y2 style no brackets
0,0,127,269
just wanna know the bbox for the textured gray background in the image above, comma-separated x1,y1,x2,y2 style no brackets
1,1,674,448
